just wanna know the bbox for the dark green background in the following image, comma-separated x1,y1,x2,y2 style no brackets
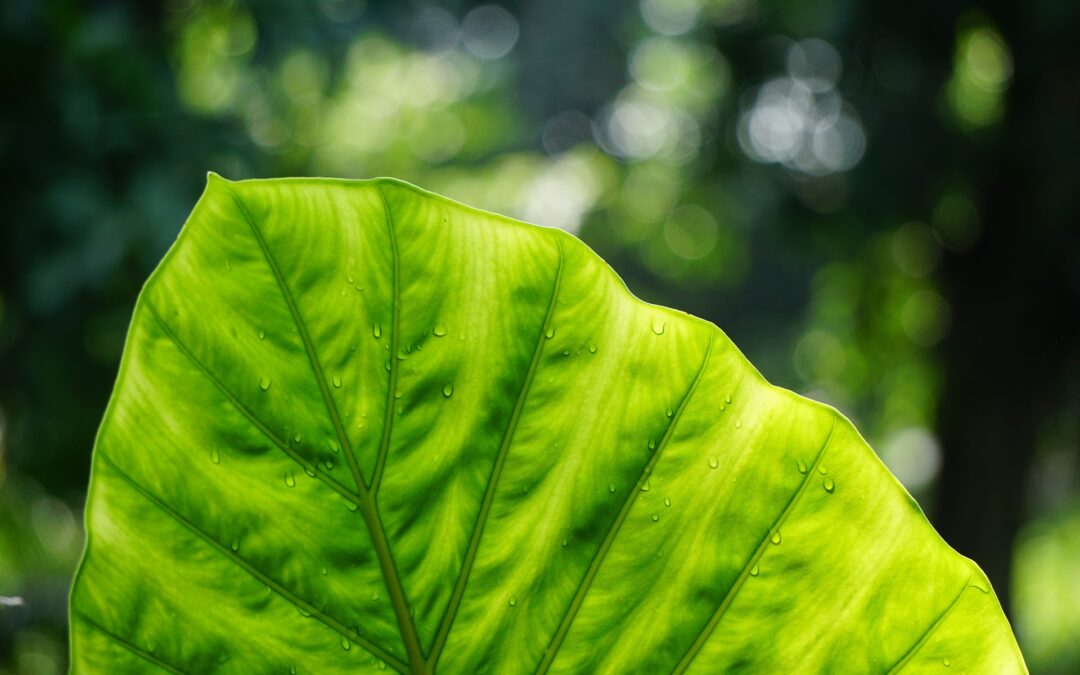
1,0,1077,672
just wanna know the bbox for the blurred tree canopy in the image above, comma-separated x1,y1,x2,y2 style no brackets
1,0,1078,672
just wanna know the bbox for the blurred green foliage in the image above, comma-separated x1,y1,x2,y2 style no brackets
1,0,1077,672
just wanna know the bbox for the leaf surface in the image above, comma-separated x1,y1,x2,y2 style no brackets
70,175,1026,673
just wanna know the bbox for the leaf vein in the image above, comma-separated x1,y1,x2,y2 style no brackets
144,300,360,506
76,610,187,674
372,183,401,493
671,414,838,674
97,451,408,672
535,334,715,675
885,576,972,674
428,239,565,666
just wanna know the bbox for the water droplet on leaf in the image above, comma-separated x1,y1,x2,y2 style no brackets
211,448,220,464
259,377,272,391
545,326,555,339
823,477,835,493
257,329,265,340
771,531,782,545
750,563,759,577
332,376,342,388
797,460,808,474
651,319,666,335
708,456,719,469
588,343,597,353
433,324,448,337
442,383,454,398
373,323,382,338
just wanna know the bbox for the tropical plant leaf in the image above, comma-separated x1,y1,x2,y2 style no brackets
69,175,1026,674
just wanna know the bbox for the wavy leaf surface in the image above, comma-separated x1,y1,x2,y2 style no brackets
69,175,1026,673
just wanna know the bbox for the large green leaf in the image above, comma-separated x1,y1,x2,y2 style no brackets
70,175,1026,674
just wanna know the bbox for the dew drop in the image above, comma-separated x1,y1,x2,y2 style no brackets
297,607,311,618
211,448,221,464
442,383,454,398
735,419,743,429
641,479,651,492
373,322,382,338
284,472,296,488
664,497,671,507
666,407,674,418
608,482,616,494
771,531,781,545
370,592,380,601
797,460,808,474
225,258,232,271
294,433,302,444
347,273,355,284
651,319,666,335
588,343,597,353
384,360,391,372
304,466,316,477
433,324,448,337
818,465,828,475
724,394,732,404
378,662,387,671
290,666,297,674
651,513,660,522
341,637,351,651
545,326,555,339
508,595,517,607
823,477,835,493
332,376,342,388
750,564,759,577
231,539,240,552
648,439,656,450
942,658,951,667
259,377,272,391
258,329,265,340
560,538,568,548
323,458,334,470
562,349,570,357
394,390,403,400
708,456,719,469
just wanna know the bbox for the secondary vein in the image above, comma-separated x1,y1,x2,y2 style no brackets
534,334,715,675
428,240,565,668
885,575,972,674
222,183,427,672
76,610,187,674
671,415,837,674
144,299,361,507
98,451,407,672
371,183,401,494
